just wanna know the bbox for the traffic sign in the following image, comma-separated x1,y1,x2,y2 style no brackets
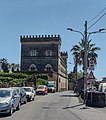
88,70,95,82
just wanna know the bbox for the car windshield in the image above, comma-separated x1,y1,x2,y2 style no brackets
37,86,45,89
48,84,54,87
0,90,11,97
23,88,31,92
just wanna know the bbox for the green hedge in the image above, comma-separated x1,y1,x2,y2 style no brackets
0,72,48,86
37,78,48,85
0,72,29,78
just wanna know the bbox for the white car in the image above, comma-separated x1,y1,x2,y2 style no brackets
98,83,106,92
22,87,35,102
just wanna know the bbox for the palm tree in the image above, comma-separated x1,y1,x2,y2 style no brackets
0,58,9,72
11,63,16,72
71,39,100,70
16,64,20,71
10,63,20,72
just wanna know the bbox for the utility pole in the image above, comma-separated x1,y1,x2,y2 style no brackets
75,53,78,92
83,21,88,105
67,20,105,106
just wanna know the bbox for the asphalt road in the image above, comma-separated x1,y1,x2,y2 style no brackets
0,91,81,120
0,91,106,120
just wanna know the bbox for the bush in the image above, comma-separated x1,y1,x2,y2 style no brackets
0,72,48,87
37,78,48,86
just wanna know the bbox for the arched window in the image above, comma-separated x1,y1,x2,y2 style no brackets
29,64,37,71
44,64,53,71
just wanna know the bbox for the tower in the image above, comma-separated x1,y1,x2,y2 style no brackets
20,34,68,91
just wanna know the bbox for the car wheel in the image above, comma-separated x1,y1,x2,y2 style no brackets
32,97,34,101
16,102,21,110
8,105,13,116
27,98,31,102
24,98,27,104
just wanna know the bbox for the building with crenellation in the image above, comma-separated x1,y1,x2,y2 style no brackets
20,34,68,91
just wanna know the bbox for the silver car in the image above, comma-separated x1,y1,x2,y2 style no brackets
11,87,27,105
0,88,20,116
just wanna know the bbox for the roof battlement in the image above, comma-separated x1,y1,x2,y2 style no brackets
20,34,61,39
20,34,61,44
61,52,68,57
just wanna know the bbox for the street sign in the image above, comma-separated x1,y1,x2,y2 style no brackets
88,70,95,82
89,59,94,70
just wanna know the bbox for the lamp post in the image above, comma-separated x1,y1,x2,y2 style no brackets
67,21,105,107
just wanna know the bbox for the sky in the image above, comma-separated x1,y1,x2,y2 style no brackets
0,0,106,80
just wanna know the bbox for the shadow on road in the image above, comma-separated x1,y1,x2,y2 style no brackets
60,94,78,97
63,103,84,109
0,113,10,118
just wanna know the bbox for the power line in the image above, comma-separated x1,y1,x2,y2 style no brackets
88,12,106,30
88,7,106,24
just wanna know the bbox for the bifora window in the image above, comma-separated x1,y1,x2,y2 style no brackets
29,50,38,56
45,50,53,56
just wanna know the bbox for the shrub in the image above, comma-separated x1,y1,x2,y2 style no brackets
37,78,48,86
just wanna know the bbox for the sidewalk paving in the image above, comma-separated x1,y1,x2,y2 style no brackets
67,91,106,120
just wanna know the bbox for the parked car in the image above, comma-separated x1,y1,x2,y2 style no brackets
36,85,48,95
98,83,106,92
47,81,56,93
22,87,35,101
0,88,20,116
11,87,27,105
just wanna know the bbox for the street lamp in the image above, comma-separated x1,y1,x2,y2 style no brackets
67,28,84,39
87,28,105,39
67,28,105,39
67,21,105,107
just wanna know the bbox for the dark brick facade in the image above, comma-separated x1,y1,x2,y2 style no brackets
20,34,68,91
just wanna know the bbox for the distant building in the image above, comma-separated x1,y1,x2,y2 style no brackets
20,35,68,91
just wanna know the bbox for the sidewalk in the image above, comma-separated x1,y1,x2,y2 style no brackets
67,91,106,120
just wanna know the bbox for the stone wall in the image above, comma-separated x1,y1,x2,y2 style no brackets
87,92,106,107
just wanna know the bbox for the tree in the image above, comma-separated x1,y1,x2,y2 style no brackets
10,63,20,72
68,71,83,90
16,64,20,71
11,63,16,72
0,58,9,72
71,39,100,69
